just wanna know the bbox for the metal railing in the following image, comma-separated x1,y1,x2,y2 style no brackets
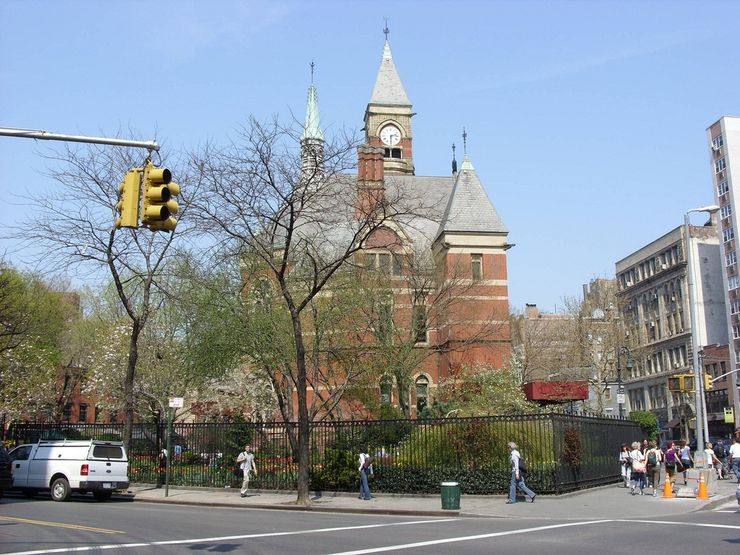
7,412,640,494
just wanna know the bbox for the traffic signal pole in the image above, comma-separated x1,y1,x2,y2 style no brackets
0,127,159,151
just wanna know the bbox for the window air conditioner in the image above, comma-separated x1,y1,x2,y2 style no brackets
662,264,668,270
712,144,721,152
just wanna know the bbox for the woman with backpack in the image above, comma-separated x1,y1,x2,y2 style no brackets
506,442,536,504
664,441,682,486
645,441,663,497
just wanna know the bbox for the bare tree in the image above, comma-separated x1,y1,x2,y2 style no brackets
188,116,438,505
353,244,511,417
8,142,189,449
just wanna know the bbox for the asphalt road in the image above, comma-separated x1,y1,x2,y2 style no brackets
1,494,739,555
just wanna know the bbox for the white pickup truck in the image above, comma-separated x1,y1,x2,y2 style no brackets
8,439,129,501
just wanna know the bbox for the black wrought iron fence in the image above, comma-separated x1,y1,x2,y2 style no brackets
7,412,640,494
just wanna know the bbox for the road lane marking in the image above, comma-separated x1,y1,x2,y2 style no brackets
5,518,459,555
0,516,124,535
325,520,612,554
616,519,740,530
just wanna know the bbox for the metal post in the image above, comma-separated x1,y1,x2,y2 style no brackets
165,408,172,498
685,210,706,454
617,358,623,418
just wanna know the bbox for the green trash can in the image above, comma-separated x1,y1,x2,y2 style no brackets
440,481,460,510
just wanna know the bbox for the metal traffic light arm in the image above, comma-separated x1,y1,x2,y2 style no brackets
0,127,159,151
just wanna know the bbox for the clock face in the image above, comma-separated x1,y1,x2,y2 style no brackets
380,124,401,146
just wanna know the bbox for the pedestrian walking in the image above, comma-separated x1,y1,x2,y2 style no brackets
157,448,168,488
679,439,693,484
704,442,721,473
358,448,373,500
664,441,682,485
729,437,740,483
619,443,631,488
236,444,257,498
645,441,662,497
713,440,728,479
629,441,647,495
506,442,535,504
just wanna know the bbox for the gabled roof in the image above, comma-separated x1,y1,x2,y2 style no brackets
434,155,508,240
369,41,411,107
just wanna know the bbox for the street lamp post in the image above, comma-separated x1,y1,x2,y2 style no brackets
684,205,719,455
616,346,633,418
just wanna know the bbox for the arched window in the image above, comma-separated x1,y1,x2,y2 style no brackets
415,375,429,413
380,377,393,406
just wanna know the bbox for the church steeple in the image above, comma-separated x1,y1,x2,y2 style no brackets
363,24,414,175
301,62,324,182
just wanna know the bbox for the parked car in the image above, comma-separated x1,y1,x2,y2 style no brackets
0,444,13,500
8,439,129,501
736,483,740,506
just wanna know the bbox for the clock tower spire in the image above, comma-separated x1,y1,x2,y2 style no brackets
364,24,414,175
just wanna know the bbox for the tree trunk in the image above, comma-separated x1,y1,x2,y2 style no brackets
122,319,141,453
291,309,311,506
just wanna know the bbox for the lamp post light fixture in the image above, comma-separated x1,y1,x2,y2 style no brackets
684,205,719,454
616,346,633,418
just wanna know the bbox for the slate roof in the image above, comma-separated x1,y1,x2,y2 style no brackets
369,41,411,107
434,155,508,240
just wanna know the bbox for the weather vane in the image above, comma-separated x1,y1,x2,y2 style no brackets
462,127,468,154
310,60,315,83
383,19,389,40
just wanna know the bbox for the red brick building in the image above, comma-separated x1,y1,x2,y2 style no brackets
294,34,512,417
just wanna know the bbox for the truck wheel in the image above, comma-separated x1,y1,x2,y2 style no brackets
93,491,112,501
50,477,70,502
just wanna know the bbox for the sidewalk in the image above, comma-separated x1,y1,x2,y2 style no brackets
125,478,738,520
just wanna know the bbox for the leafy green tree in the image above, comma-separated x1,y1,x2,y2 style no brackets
0,263,78,421
628,410,659,440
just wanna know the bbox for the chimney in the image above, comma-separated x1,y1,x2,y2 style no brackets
525,303,539,319
356,144,385,219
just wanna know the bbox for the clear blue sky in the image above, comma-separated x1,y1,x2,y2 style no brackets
1,0,738,312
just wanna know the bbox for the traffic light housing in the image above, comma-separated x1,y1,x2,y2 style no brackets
141,162,179,231
704,372,714,391
667,374,695,392
115,170,141,229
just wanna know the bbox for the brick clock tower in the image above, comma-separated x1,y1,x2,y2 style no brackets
363,36,414,175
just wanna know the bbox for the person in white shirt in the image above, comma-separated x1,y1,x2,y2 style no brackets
629,441,647,495
358,448,373,500
507,442,536,504
729,437,740,483
236,444,257,498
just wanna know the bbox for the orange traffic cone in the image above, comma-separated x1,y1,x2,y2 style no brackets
663,478,674,498
697,472,709,500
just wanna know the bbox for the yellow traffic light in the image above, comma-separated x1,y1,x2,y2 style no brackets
667,373,696,392
704,372,714,391
142,162,179,231
115,170,141,229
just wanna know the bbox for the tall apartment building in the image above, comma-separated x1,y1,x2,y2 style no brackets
615,220,727,439
707,116,740,431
